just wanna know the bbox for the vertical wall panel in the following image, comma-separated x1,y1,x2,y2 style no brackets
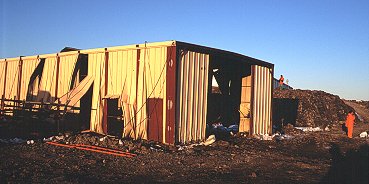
4,58,20,101
19,57,39,101
251,65,272,135
136,47,167,140
107,49,137,137
177,50,209,143
86,52,106,134
0,60,6,99
37,54,78,103
58,54,79,99
37,56,57,102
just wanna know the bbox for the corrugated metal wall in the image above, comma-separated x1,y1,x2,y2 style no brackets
3,58,20,101
37,55,57,102
84,46,168,139
107,49,137,138
136,47,167,140
37,54,78,103
251,65,272,135
239,75,252,132
57,53,79,99
177,50,209,143
0,59,6,100
19,56,40,101
85,51,106,134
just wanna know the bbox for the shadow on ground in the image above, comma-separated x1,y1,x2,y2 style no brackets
322,143,369,184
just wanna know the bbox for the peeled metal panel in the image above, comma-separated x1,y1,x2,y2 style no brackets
19,57,40,100
251,65,272,135
37,55,57,102
55,75,94,111
177,50,209,143
107,49,137,138
36,54,78,103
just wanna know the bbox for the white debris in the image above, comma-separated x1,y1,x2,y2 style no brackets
359,131,368,138
118,140,123,145
27,140,35,144
201,135,216,146
43,135,64,142
295,127,323,132
99,136,107,142
274,133,294,141
324,127,330,131
261,134,274,140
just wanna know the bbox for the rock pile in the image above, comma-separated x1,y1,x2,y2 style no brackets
273,89,354,127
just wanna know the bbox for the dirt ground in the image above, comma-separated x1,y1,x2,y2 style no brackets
1,102,369,183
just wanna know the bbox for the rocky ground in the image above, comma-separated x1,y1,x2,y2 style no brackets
0,90,369,184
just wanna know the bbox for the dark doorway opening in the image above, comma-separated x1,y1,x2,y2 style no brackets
206,55,252,137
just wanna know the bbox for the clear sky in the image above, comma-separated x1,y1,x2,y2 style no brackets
1,0,368,100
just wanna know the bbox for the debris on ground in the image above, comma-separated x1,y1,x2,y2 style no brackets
201,135,216,146
295,127,323,132
359,131,368,138
0,91,368,183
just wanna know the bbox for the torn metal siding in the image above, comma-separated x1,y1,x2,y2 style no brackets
106,49,137,138
19,56,40,101
177,50,209,143
83,44,170,141
251,65,272,135
85,51,106,134
36,55,57,102
36,53,78,103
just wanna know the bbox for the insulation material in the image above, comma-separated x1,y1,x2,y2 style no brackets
19,56,40,101
177,50,209,143
106,49,137,138
251,65,272,135
136,47,167,140
87,52,106,134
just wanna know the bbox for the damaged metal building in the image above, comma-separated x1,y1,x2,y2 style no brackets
0,41,273,144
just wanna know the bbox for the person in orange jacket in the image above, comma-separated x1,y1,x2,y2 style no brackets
279,75,284,90
345,111,355,138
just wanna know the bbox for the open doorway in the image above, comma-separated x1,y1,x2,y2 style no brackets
206,55,252,137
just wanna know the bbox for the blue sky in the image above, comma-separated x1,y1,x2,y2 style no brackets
1,0,368,100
